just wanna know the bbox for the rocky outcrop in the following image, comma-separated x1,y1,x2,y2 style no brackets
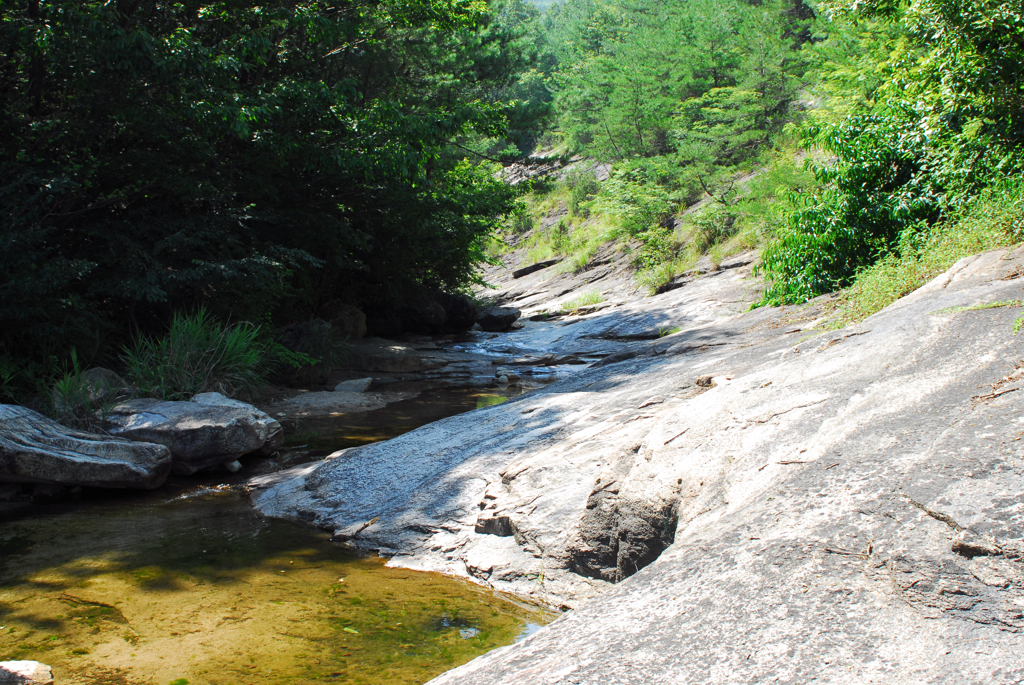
321,301,367,339
255,246,1024,683
435,292,478,332
0,406,171,489
477,306,521,332
0,662,53,684
104,395,281,474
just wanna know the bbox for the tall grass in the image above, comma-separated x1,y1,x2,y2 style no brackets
123,309,271,401
561,291,606,312
826,182,1024,326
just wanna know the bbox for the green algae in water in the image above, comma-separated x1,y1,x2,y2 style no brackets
0,489,550,685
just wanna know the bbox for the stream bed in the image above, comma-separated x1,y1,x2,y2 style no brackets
0,386,550,685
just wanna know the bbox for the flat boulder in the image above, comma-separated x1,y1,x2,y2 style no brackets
476,306,521,332
0,406,171,489
104,395,282,474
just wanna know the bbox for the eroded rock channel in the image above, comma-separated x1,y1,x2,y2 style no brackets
254,246,1024,684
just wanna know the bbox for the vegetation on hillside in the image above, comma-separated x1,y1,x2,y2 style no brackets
3,0,1023,403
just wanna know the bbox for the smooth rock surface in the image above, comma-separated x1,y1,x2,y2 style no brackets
256,246,1024,683
0,662,52,684
334,378,373,393
0,405,171,489
105,396,281,474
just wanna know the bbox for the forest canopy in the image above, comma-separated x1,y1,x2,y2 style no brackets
0,0,541,373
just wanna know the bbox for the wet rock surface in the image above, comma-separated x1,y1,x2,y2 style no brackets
0,405,171,489
104,395,281,475
256,245,1024,683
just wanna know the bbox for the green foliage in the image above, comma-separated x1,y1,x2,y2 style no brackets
759,111,942,304
122,310,271,401
825,181,1024,326
760,0,1024,304
0,0,526,371
566,168,600,217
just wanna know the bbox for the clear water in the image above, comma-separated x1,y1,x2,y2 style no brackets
0,386,553,685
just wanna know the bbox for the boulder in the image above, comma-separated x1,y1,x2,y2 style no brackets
398,295,447,334
321,301,367,339
476,306,521,332
104,395,282,474
255,246,1024,684
191,392,283,455
334,378,373,393
0,662,52,684
0,406,171,489
277,319,333,356
435,292,478,332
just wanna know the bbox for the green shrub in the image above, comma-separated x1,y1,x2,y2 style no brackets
122,309,270,401
758,111,942,305
46,350,121,430
827,181,1024,326
566,168,601,217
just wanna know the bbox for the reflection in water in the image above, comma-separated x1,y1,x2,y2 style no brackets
0,386,551,685
283,386,527,456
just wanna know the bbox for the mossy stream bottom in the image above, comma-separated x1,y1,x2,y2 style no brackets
0,488,548,684
0,384,551,685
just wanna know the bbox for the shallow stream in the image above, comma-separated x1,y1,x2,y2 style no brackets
0,386,549,685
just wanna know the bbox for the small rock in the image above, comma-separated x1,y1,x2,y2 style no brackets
471,323,483,332
0,661,53,684
952,530,1002,558
334,378,373,393
321,301,367,339
496,375,509,385
475,515,514,537
223,459,244,473
695,375,716,388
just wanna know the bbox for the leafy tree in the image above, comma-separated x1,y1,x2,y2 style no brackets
0,0,525,371
759,0,1024,304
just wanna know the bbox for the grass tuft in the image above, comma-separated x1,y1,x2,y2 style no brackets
122,309,271,401
561,291,606,313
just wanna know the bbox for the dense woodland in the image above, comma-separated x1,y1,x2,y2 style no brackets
2,0,1023,404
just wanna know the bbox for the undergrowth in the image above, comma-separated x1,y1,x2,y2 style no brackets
122,309,273,401
824,182,1024,327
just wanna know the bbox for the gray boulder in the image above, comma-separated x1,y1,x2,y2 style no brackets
321,301,368,339
256,246,1024,684
0,661,52,684
0,406,171,489
334,378,373,393
104,395,282,474
477,306,521,332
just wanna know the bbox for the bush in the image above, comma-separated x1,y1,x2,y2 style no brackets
46,351,124,430
827,181,1024,325
758,111,942,305
122,310,271,401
